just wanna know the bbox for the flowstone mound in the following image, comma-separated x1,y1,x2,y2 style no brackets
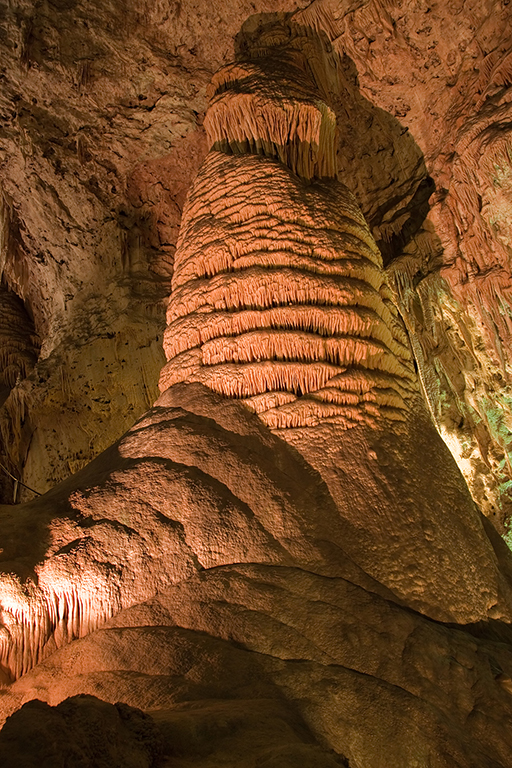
0,15,512,768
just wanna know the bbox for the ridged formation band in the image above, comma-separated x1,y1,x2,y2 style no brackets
159,19,417,430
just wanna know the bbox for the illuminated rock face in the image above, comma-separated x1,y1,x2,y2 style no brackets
1,17,512,768
0,1,510,533
159,19,512,625
1,383,512,766
160,152,415,430
161,26,415,431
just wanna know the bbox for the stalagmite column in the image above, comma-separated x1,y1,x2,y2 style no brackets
160,21,415,431
160,16,512,623
0,15,511,692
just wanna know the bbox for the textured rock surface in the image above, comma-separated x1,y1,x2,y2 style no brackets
160,151,415,428
0,695,162,767
0,0,510,532
0,21,511,765
296,0,512,533
0,3,512,767
0,0,507,533
156,19,512,627
0,693,346,768
0,0,314,503
0,384,511,766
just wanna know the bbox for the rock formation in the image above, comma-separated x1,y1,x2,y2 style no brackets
0,13,511,767
0,0,511,539
160,18,512,623
0,283,39,502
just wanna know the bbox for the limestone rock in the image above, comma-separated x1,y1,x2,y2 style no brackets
0,383,510,768
0,695,161,767
2,540,512,766
0,6,512,768
0,0,511,531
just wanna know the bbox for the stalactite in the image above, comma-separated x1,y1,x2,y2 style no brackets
164,304,409,362
0,577,119,682
204,18,340,181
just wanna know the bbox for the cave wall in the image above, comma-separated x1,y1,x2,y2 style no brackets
0,0,511,537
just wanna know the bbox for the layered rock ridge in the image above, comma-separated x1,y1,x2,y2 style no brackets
160,151,415,431
160,21,415,433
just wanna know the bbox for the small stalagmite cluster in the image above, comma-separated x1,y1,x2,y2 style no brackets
160,24,416,431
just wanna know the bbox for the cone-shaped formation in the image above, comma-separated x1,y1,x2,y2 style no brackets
160,23,417,430
157,20,512,627
0,19,511,723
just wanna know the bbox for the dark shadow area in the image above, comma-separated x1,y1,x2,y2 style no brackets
331,51,435,269
0,279,40,504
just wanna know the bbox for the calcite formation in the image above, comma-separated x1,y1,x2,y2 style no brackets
160,150,414,429
1,382,512,766
0,15,510,768
159,18,512,625
160,25,414,431
0,0,511,540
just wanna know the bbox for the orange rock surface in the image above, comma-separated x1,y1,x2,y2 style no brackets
0,0,510,532
0,15,511,766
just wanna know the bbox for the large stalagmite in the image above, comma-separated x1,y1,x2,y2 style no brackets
0,15,512,768
160,19,512,624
